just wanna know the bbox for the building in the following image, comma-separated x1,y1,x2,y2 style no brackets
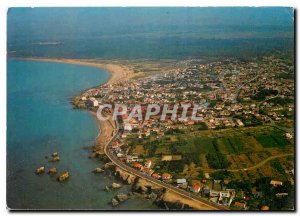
142,167,154,176
270,180,283,186
116,152,124,158
124,123,133,132
126,155,139,163
152,173,161,180
144,160,152,168
261,206,270,211
176,179,187,187
111,141,120,149
191,184,201,193
162,173,172,180
132,163,143,170
210,190,220,197
202,185,210,196
234,201,247,209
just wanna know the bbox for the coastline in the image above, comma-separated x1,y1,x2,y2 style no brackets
16,57,129,156
12,57,219,210
90,111,115,155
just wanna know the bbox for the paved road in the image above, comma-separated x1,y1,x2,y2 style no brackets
103,124,228,211
202,153,294,173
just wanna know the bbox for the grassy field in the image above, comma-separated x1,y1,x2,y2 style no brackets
126,124,293,181
255,133,290,148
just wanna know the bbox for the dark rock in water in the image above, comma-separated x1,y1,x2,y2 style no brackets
104,162,114,169
111,182,122,189
89,152,97,159
48,167,57,175
116,193,129,202
115,167,136,184
93,167,104,173
57,171,69,182
35,166,45,174
50,156,60,162
52,152,59,157
45,156,49,159
111,198,119,206
105,186,110,191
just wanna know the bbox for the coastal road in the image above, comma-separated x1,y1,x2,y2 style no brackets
103,123,228,211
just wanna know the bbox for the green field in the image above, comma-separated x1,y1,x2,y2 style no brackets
255,133,290,148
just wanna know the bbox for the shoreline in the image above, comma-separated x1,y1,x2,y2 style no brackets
12,57,219,210
13,57,129,156
13,57,132,155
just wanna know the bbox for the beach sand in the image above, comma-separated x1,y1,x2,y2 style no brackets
162,190,217,210
91,111,115,154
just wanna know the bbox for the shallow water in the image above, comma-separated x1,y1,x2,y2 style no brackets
7,59,159,210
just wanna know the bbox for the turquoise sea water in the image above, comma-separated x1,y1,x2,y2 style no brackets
7,59,158,210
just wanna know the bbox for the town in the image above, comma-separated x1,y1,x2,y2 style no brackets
73,55,294,210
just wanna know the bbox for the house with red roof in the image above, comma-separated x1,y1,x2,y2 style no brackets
162,173,172,180
190,184,201,193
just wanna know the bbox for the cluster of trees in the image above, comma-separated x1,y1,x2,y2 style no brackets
269,97,294,106
251,88,278,101
254,177,294,210
225,177,294,210
165,128,184,135
270,160,285,175
206,152,231,169
198,122,208,130
155,160,184,174
206,139,231,169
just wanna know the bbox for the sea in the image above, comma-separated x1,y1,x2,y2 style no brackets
7,59,159,209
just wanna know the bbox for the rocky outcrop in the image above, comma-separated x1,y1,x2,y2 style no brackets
49,152,60,162
116,193,129,202
133,178,163,193
35,166,45,174
103,162,115,169
93,167,104,173
105,185,110,191
115,167,136,184
50,156,60,162
48,167,57,175
57,171,69,182
111,182,122,189
111,198,119,206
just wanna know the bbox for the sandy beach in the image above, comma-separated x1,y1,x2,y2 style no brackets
91,111,115,155
162,190,217,210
